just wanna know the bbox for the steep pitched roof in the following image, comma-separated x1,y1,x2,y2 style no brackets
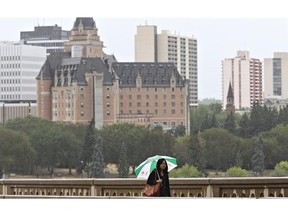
36,52,70,80
72,17,96,30
111,62,185,87
36,54,112,86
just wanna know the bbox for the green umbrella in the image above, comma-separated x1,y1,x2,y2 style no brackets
135,155,177,179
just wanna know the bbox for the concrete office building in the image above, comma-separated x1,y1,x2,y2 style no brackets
264,52,288,100
222,51,263,110
135,25,198,107
20,25,70,55
0,41,46,123
0,41,46,101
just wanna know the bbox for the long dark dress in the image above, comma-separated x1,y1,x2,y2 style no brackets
147,169,171,197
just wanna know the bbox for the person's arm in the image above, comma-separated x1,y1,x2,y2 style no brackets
147,170,156,185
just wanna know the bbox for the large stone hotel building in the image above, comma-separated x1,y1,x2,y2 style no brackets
37,17,190,134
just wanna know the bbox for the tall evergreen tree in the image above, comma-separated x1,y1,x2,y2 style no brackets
238,112,251,138
82,118,95,165
118,142,129,178
279,105,288,125
251,135,265,176
90,137,105,178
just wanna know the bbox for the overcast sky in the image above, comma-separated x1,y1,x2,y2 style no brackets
0,1,288,101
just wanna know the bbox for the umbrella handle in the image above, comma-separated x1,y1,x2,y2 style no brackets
156,169,161,185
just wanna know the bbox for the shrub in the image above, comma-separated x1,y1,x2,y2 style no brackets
169,164,202,178
225,166,249,177
270,161,288,177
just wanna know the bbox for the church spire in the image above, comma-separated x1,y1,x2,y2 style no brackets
226,82,235,113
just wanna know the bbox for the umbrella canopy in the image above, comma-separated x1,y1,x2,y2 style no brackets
134,155,177,179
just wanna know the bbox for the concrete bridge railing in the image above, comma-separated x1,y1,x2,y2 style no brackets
1,177,288,198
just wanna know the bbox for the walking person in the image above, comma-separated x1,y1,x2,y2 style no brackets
147,158,171,197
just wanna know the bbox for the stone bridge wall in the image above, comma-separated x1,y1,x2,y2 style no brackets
1,177,288,198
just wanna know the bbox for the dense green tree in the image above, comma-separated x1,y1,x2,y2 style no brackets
201,128,240,170
223,112,236,133
200,114,210,131
190,105,211,133
251,135,265,176
188,132,206,175
237,112,251,138
278,105,288,125
250,102,266,136
209,103,222,115
210,114,218,128
172,136,190,167
0,127,36,175
56,128,81,175
262,124,288,167
173,125,186,137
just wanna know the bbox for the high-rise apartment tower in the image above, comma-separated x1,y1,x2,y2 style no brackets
222,51,263,110
135,25,198,107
